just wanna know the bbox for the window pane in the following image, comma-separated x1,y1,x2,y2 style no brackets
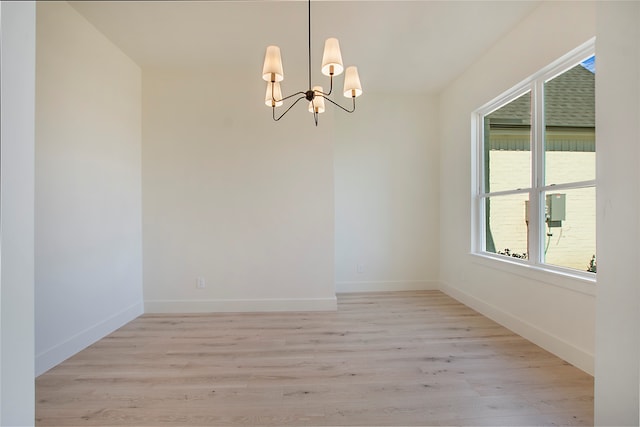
543,187,596,272
544,56,595,185
485,193,529,259
484,91,531,193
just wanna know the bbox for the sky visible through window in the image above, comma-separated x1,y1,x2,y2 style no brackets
580,56,595,73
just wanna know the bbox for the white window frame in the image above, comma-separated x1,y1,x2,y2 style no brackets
471,38,596,287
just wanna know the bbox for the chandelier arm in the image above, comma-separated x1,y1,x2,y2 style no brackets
316,74,333,96
273,95,307,121
276,90,307,103
320,95,356,113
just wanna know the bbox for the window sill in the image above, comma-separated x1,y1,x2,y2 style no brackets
469,252,596,297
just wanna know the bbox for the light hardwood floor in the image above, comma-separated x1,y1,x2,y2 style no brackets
36,291,593,426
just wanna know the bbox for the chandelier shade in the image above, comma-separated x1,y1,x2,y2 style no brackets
262,46,284,82
262,0,362,126
265,82,283,107
343,66,363,98
321,38,344,77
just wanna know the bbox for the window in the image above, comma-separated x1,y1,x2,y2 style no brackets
473,40,596,277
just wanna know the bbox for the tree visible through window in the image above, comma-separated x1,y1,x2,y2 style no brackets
474,42,596,275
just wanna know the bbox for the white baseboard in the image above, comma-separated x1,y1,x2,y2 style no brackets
440,281,594,375
335,280,438,293
35,301,143,377
144,297,338,313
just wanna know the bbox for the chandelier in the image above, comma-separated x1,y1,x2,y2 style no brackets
261,0,363,126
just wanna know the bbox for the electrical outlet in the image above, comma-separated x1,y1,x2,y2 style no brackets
196,277,206,289
356,263,365,274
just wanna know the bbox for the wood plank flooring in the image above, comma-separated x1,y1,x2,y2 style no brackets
36,291,593,426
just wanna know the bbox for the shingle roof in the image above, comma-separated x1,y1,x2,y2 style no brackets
487,92,531,125
545,64,595,128
486,60,595,152
488,61,595,128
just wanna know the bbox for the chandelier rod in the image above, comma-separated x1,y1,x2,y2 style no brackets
308,0,312,91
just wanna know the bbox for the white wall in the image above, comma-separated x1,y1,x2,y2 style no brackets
142,68,336,312
35,1,143,376
438,1,596,374
334,93,439,292
0,2,36,424
594,2,640,425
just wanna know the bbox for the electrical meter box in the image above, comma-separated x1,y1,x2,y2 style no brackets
546,193,566,227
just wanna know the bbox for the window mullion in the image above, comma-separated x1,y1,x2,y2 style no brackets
529,79,545,265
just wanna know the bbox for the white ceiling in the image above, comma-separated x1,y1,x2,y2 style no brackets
70,0,541,94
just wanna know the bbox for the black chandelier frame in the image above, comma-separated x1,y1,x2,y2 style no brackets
266,0,358,126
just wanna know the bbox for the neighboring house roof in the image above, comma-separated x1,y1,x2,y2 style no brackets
546,64,595,128
487,60,595,152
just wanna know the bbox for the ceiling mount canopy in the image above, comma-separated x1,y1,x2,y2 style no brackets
262,0,363,126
